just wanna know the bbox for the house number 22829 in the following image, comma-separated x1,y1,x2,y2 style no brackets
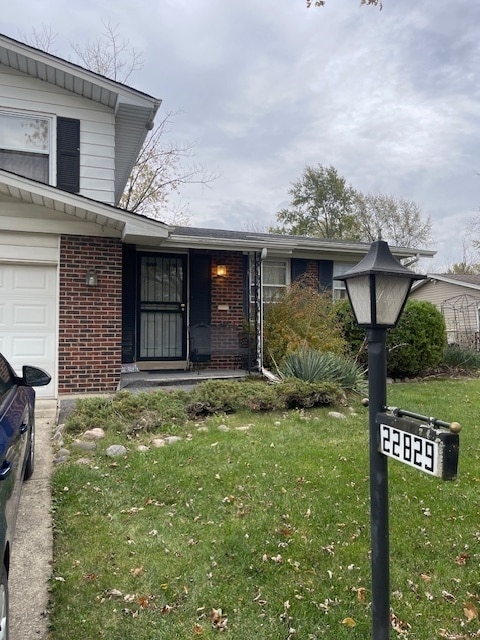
379,423,437,476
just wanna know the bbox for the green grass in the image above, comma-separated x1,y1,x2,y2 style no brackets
49,379,480,639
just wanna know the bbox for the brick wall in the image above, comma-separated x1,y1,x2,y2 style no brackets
210,251,245,368
305,260,320,289
58,236,123,394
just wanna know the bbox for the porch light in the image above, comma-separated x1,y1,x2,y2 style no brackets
85,269,98,286
216,264,227,277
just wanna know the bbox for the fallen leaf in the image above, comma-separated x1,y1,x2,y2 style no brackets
455,552,470,565
390,611,411,633
130,566,144,577
442,590,456,603
355,587,367,603
210,608,228,630
342,617,356,627
463,601,478,621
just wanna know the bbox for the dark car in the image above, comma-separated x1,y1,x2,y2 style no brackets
0,353,50,639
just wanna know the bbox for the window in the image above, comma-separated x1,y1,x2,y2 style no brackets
0,111,80,193
249,257,290,304
263,259,289,302
332,262,353,300
0,111,52,183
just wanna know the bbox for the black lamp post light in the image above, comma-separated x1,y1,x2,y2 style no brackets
334,238,426,640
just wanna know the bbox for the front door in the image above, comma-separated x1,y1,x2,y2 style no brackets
138,254,187,361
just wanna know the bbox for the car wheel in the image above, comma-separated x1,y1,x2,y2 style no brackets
24,427,35,481
0,565,8,640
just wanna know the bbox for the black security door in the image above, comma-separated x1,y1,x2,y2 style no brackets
138,254,187,360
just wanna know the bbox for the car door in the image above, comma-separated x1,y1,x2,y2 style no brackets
0,355,30,551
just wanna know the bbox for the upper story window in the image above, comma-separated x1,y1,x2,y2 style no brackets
0,110,80,193
0,111,52,183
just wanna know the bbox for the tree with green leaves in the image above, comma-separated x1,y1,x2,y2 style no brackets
271,164,361,240
306,0,382,8
355,193,432,248
272,164,432,249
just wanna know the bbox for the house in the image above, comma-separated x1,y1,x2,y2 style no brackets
410,274,480,348
0,33,435,398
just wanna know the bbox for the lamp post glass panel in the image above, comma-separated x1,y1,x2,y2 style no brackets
334,240,425,640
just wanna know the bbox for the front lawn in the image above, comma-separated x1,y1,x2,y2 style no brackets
49,379,480,639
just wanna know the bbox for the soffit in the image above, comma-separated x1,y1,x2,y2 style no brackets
0,172,170,241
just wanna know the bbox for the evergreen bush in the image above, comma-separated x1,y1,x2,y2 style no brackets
335,299,446,378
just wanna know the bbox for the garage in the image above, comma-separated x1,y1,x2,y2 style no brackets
0,262,57,398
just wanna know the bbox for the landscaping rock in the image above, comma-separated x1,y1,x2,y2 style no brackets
137,445,149,452
328,411,347,420
164,436,182,445
105,444,127,457
217,424,230,432
152,438,166,448
71,440,97,451
82,428,106,440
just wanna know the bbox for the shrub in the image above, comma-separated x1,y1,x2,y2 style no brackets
187,379,284,417
263,282,347,368
64,390,189,435
334,299,367,365
335,299,447,378
275,378,343,409
387,300,446,377
443,344,480,370
279,347,367,395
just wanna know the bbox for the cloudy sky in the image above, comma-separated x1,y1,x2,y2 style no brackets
3,0,480,269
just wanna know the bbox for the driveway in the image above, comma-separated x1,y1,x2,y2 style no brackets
10,399,57,640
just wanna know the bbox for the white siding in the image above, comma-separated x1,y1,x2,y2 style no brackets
0,65,115,204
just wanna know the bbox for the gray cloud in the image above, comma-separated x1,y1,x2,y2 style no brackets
3,0,480,266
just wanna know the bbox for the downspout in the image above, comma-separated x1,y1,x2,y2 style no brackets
259,248,280,381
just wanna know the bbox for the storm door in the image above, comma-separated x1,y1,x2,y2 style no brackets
138,254,187,360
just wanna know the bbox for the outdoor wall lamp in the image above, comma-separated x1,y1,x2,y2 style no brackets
216,264,227,277
334,237,425,640
85,269,98,286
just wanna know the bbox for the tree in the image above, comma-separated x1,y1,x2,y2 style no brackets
21,21,217,224
306,0,382,8
355,193,432,248
272,164,432,249
271,164,361,240
120,111,217,221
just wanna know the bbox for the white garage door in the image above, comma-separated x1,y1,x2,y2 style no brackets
0,264,57,398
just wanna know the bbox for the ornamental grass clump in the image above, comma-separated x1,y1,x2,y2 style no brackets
279,347,367,395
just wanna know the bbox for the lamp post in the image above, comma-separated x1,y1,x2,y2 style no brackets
334,238,425,639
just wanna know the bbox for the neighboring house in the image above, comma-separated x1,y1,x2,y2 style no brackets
0,34,435,398
410,274,480,349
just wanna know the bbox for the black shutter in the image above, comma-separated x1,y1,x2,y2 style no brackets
318,260,334,291
122,245,137,363
189,254,212,362
291,258,308,283
57,117,80,193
